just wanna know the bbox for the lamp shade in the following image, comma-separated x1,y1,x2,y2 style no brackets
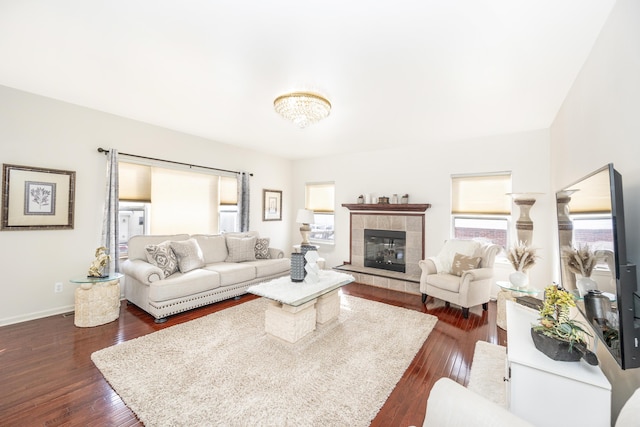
296,209,315,224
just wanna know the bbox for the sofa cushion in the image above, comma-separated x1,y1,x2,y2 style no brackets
145,241,179,278
148,269,221,302
244,258,290,278
170,238,206,273
254,237,271,259
450,253,482,276
434,240,482,273
193,234,228,264
127,234,190,261
225,236,257,262
204,263,256,286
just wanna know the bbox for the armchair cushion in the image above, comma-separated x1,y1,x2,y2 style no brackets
434,240,482,273
451,253,482,276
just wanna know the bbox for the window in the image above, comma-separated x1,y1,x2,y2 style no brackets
305,182,335,244
451,172,511,249
118,161,238,255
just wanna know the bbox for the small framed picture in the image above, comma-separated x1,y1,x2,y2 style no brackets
262,189,282,221
2,164,76,230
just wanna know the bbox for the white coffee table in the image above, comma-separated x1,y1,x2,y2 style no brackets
247,270,355,343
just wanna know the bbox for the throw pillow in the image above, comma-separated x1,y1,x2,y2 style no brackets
450,252,482,276
254,237,271,259
145,241,179,278
169,238,206,273
226,236,257,262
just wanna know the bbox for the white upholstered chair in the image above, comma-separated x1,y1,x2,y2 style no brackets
425,377,640,427
419,239,501,318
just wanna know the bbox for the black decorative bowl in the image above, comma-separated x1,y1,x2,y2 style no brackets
530,328,583,362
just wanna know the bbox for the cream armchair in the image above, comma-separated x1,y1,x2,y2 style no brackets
419,239,501,318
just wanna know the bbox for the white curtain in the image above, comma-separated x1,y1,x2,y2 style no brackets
237,172,250,232
101,149,120,273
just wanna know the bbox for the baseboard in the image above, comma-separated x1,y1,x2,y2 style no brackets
0,304,75,327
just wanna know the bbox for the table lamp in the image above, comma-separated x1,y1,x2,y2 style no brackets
296,209,315,245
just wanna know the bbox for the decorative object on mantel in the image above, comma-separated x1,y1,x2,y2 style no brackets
531,285,598,365
273,92,331,128
357,194,364,204
378,196,389,204
506,241,538,288
88,246,111,278
563,244,597,297
341,203,431,212
296,209,315,245
391,194,398,204
401,194,409,204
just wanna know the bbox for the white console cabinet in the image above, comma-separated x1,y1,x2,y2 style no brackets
506,300,611,427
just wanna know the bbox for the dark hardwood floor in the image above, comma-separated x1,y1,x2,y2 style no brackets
0,282,506,426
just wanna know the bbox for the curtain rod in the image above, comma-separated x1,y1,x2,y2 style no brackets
97,148,252,176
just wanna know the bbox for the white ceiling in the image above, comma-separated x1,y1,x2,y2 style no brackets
0,1,616,160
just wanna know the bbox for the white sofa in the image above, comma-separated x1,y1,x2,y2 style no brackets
121,231,290,322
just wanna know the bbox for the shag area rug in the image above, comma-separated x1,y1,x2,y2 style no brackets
467,340,507,407
92,295,438,426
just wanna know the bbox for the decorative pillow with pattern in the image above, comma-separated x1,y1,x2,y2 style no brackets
450,252,482,276
254,237,271,259
169,238,206,273
145,241,179,278
225,236,257,262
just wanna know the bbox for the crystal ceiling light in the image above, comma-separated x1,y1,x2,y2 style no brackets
273,92,331,128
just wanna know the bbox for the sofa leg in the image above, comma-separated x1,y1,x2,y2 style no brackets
482,302,488,311
154,317,167,324
445,301,450,308
234,295,242,301
462,307,469,319
421,293,427,304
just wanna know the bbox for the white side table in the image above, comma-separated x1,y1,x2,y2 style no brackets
70,273,123,327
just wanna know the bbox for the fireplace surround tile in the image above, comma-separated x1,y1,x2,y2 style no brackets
341,205,429,295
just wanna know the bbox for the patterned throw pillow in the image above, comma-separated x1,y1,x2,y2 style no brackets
254,237,271,259
450,253,482,276
225,236,257,262
169,239,206,273
145,241,179,278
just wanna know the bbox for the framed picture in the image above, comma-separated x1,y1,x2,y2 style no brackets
262,189,282,221
1,164,76,230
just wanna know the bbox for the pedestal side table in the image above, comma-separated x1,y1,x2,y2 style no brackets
496,281,541,330
70,273,123,327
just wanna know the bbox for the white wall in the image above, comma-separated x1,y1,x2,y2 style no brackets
293,128,554,291
0,85,292,325
550,0,640,421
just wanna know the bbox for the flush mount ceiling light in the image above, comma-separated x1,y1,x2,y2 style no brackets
273,92,331,128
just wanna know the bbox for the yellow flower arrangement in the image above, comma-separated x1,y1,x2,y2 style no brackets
533,285,589,348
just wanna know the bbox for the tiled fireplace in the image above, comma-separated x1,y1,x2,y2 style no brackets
339,203,430,295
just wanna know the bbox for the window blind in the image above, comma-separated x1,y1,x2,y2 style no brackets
119,162,152,202
451,173,512,215
219,176,238,205
305,182,335,213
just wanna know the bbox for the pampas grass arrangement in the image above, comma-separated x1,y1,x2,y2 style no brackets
507,241,538,272
563,244,596,278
